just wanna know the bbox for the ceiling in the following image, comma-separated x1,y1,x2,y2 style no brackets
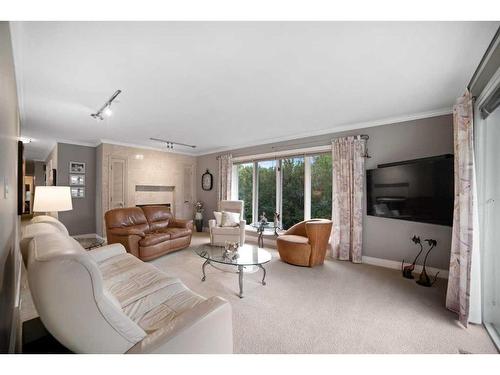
11,21,498,160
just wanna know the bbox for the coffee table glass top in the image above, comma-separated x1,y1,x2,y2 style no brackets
250,222,278,230
193,244,271,266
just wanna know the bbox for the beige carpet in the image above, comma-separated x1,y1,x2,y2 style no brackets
151,233,498,354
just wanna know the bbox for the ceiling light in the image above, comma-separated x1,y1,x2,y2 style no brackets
91,90,121,120
19,137,32,144
103,105,113,117
150,137,196,150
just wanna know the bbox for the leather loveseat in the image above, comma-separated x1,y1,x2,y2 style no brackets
105,206,193,261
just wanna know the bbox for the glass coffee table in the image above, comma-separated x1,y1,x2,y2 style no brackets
193,244,271,298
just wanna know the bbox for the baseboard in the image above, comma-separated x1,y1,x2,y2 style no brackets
362,256,449,279
72,233,104,240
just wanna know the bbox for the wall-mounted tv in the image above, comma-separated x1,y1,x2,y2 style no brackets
366,154,454,226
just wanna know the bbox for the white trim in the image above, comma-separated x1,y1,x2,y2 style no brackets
484,323,500,351
99,139,197,156
72,233,105,240
304,156,311,220
198,107,452,156
233,144,331,163
362,256,449,279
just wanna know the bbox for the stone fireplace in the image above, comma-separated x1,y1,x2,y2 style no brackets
135,185,175,215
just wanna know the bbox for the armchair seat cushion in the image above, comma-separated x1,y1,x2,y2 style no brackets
163,227,192,239
139,233,171,247
277,234,309,245
211,226,241,235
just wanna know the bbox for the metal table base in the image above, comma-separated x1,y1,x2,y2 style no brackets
201,259,267,298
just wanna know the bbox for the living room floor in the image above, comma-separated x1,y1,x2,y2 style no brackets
151,233,497,354
19,232,497,354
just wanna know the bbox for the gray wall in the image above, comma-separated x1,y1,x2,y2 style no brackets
57,143,96,236
33,161,45,187
0,22,21,353
197,114,453,269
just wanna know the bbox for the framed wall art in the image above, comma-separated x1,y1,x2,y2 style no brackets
69,161,86,174
70,187,85,198
69,174,85,186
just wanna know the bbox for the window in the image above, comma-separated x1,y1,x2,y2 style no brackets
237,163,253,223
234,150,332,229
311,154,332,219
257,160,276,223
281,157,305,229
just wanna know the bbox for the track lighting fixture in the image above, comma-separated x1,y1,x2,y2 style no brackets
150,137,196,150
91,90,122,120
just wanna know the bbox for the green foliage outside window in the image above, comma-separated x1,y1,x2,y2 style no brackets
257,160,276,223
281,157,304,229
237,163,253,223
311,154,332,219
236,153,332,229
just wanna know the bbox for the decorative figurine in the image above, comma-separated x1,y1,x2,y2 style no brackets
223,241,240,261
401,235,423,279
260,212,268,225
416,239,439,287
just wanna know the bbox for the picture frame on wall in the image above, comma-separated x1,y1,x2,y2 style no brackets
70,187,85,198
69,161,85,174
69,174,85,186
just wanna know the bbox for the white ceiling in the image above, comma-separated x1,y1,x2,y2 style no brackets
11,21,498,160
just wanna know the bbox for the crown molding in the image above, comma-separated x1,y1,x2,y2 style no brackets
98,139,198,157
194,107,453,156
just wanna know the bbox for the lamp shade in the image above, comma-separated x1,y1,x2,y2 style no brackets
33,186,73,212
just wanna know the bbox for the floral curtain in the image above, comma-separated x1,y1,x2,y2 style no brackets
446,90,475,327
217,153,233,202
331,136,366,263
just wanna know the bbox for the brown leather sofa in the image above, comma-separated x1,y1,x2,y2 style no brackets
105,206,193,261
276,219,333,267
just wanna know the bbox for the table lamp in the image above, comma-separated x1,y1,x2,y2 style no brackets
33,186,73,218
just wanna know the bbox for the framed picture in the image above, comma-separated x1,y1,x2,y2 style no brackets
69,161,86,174
70,187,85,198
69,174,85,186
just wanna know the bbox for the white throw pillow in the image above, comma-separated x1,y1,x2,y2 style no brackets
221,211,240,227
213,211,223,226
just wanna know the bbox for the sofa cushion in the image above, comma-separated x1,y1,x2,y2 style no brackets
98,252,179,307
141,206,172,233
97,252,205,334
221,211,240,227
124,282,205,333
139,232,171,247
277,234,309,244
105,207,150,234
164,227,191,239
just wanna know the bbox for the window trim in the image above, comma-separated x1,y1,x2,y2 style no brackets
234,148,332,228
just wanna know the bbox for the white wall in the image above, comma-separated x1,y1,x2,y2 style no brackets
0,21,21,353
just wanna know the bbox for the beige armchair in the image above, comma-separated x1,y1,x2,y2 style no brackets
209,200,246,246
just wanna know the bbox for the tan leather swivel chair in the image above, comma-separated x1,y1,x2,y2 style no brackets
276,219,333,267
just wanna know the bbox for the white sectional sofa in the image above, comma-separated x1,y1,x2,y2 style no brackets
22,218,233,354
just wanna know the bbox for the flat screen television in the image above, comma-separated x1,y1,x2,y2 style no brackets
366,154,454,226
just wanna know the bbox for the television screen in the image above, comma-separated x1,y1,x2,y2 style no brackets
366,155,454,226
